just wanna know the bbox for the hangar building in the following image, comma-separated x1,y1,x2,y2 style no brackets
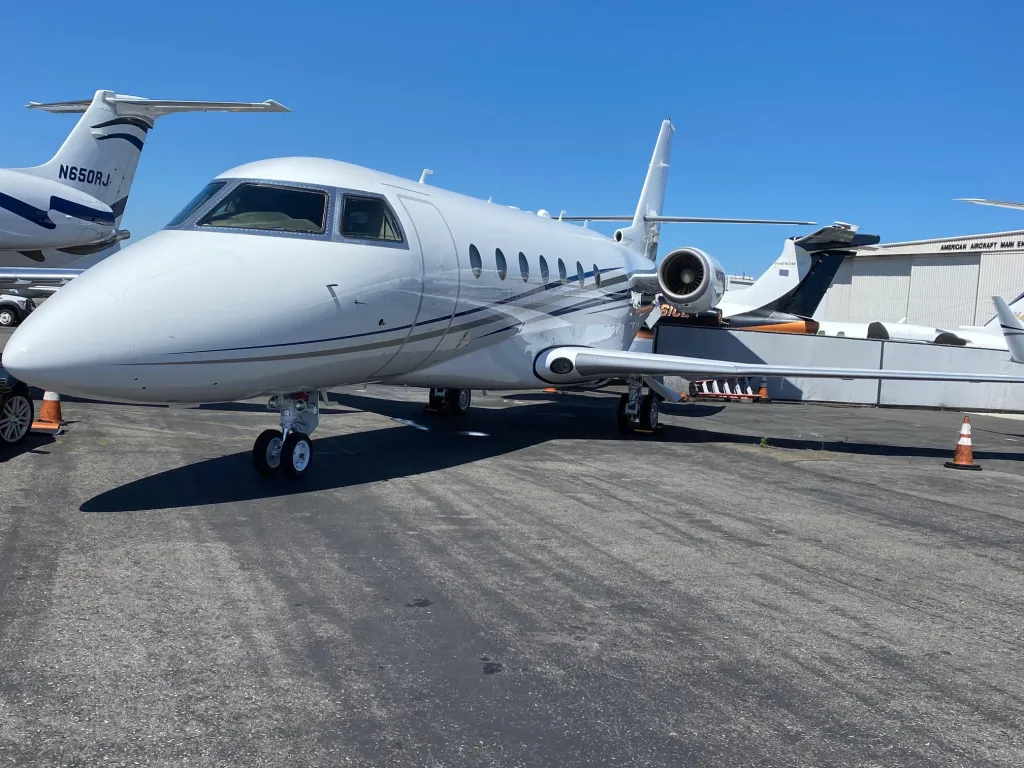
813,229,1024,328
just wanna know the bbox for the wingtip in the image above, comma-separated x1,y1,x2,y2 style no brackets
264,99,292,113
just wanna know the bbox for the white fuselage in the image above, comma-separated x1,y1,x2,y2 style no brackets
0,168,116,253
5,158,650,403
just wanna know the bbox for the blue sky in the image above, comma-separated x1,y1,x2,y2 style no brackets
2,1,1022,275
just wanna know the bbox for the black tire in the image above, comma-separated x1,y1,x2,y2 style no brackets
0,392,33,445
616,393,633,435
281,432,313,478
253,429,283,476
0,307,18,328
639,393,660,432
443,388,471,416
428,388,444,410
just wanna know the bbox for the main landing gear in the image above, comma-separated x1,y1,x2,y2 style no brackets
253,391,319,478
617,376,661,435
427,387,471,416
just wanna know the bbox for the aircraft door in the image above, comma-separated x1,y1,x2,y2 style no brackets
370,196,460,377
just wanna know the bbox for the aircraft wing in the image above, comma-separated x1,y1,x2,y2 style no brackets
556,214,815,225
535,346,1024,385
0,267,83,285
955,198,1024,211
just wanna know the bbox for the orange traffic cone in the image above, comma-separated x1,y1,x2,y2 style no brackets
31,391,64,435
544,387,558,394
757,376,770,402
944,416,981,471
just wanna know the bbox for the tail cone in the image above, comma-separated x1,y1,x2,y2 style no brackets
944,415,981,471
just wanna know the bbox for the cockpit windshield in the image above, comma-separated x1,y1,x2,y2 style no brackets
198,183,327,234
166,181,226,227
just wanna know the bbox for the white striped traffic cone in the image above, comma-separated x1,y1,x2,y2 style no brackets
31,391,64,435
944,416,981,471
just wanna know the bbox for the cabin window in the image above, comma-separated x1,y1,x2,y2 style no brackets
593,264,601,288
836,332,846,337
519,252,529,282
539,256,549,283
557,258,567,285
168,181,226,227
340,195,403,241
469,244,482,277
576,261,585,288
495,248,507,280
198,183,327,234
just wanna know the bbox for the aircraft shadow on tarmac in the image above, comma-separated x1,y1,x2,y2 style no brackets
80,392,1023,513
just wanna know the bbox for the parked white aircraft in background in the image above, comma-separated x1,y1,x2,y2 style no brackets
957,198,1024,212
0,89,289,281
810,291,1024,348
7,119,1024,478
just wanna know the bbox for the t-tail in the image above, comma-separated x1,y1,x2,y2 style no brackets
719,222,881,318
982,289,1024,330
16,90,289,225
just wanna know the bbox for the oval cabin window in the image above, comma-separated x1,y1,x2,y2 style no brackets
495,248,507,280
469,244,482,278
519,252,529,282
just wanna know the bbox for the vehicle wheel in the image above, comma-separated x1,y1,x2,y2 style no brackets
639,393,660,432
253,428,283,476
0,393,33,445
443,388,471,416
428,388,445,410
617,393,634,435
281,432,313,478
0,308,18,327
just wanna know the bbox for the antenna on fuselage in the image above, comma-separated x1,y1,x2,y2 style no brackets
418,168,433,184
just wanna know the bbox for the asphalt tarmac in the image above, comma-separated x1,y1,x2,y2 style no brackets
2,382,1023,767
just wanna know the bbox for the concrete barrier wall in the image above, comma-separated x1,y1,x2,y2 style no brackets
654,325,1024,412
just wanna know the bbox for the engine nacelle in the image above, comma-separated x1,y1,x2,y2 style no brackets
657,247,727,314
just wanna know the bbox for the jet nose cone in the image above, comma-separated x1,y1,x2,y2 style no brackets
3,281,132,398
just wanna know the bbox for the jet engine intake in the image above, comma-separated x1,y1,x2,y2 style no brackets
658,247,727,313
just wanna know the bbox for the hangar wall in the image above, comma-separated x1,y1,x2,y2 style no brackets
816,230,1024,328
655,326,1024,412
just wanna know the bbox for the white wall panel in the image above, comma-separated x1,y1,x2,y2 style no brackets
974,250,1024,325
906,255,980,327
823,258,854,322
846,257,912,322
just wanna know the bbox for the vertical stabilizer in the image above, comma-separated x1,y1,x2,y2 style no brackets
994,295,1024,363
615,119,674,260
983,289,1024,329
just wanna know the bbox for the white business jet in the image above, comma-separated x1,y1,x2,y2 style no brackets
0,89,289,279
6,119,1024,478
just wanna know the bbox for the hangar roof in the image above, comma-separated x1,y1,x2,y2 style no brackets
853,229,1024,257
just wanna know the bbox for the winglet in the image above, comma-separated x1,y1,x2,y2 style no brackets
994,295,1024,363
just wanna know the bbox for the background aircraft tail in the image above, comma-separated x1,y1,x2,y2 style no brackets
723,222,880,317
982,289,1024,329
17,90,289,225
994,295,1024,363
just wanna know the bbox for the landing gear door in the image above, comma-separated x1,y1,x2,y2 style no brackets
371,196,460,377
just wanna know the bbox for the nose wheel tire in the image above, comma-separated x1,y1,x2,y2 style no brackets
281,432,313,478
616,394,634,435
639,393,660,432
0,393,33,445
253,429,284,476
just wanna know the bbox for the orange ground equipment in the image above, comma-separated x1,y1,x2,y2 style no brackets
944,416,981,471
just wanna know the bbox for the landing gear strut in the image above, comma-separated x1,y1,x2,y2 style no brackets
617,377,660,435
427,387,471,416
253,391,319,477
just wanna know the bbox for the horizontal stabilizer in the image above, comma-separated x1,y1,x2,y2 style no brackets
535,346,1024,386
558,214,815,225
954,198,1024,211
793,222,880,251
994,295,1024,363
28,96,290,118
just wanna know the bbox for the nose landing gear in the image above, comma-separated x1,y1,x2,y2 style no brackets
252,391,319,477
